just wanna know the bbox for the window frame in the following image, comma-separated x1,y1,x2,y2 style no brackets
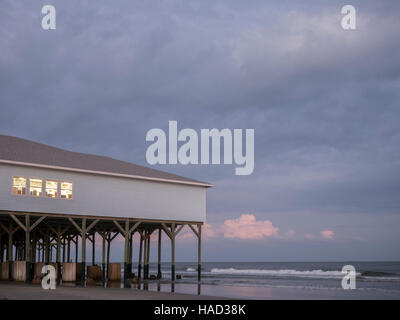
11,176,27,196
45,179,59,199
60,180,73,200
29,177,44,198
11,175,73,200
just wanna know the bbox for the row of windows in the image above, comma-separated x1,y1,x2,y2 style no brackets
12,177,73,199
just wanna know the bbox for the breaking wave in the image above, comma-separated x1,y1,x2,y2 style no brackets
209,268,360,278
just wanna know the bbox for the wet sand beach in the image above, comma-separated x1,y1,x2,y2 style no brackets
0,282,221,300
1,281,400,300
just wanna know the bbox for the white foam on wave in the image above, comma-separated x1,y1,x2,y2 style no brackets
186,267,196,272
210,268,360,278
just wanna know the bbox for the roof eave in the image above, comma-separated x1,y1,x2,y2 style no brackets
0,159,213,188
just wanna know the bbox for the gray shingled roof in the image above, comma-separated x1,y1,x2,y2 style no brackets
0,134,211,187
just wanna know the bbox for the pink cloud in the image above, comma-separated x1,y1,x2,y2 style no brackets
222,214,279,240
320,229,334,240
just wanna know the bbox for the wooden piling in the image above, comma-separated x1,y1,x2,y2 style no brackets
67,236,71,262
81,218,87,282
123,220,129,285
44,233,49,264
75,235,78,263
101,232,106,282
31,236,36,265
41,243,44,262
146,231,151,279
129,232,133,277
62,236,66,263
25,215,31,283
157,228,162,279
56,225,61,284
143,232,148,279
92,232,95,266
107,233,111,265
8,227,12,280
198,224,202,281
138,233,143,279
171,223,175,281
189,224,202,282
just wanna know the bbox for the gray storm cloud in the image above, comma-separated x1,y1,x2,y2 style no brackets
0,0,399,260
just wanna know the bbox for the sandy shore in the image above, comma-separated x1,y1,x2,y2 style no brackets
2,281,399,300
0,282,222,300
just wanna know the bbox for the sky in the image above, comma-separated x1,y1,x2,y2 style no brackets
1,0,399,262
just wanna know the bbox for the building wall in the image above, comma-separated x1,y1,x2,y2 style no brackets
0,163,206,222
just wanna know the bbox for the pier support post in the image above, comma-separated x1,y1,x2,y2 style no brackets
67,236,71,263
138,233,143,279
25,215,31,283
68,217,99,283
41,242,44,262
8,214,45,282
5,236,8,262
146,231,151,279
0,220,19,281
75,235,78,263
101,232,106,282
8,229,12,280
81,218,87,283
107,234,111,265
161,223,184,282
62,236,66,263
129,232,133,277
56,225,61,284
123,220,130,286
111,220,140,285
188,224,202,282
171,224,175,281
45,233,49,264
22,214,47,269
7,228,13,281
92,232,95,266
31,237,36,264
143,230,149,280
198,224,202,281
157,228,162,279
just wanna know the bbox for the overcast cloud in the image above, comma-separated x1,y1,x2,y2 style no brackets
1,0,399,261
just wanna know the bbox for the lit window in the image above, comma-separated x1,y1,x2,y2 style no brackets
45,180,58,198
12,177,26,195
61,181,73,199
30,178,43,197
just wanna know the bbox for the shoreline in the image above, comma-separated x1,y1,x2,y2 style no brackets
1,281,400,300
0,282,223,300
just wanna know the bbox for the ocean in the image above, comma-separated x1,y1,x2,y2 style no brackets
127,261,400,299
